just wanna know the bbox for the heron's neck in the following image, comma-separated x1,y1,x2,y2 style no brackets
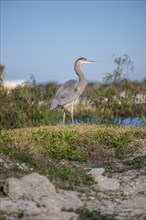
74,62,85,83
74,62,87,93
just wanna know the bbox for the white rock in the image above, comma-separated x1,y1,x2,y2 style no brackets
96,175,120,191
4,172,56,201
21,211,79,220
4,178,23,200
57,190,83,210
88,168,105,176
39,190,83,211
2,172,83,218
0,198,46,215
0,157,4,163
88,168,120,191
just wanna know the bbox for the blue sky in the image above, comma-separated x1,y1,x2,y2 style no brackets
1,0,145,83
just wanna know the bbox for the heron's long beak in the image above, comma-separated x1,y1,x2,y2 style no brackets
86,60,96,64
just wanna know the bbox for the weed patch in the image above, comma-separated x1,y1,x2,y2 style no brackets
32,129,86,161
123,156,146,169
0,215,7,220
106,133,132,148
77,209,115,220
0,146,36,165
0,130,12,145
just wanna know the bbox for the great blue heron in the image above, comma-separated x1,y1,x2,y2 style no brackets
50,57,96,125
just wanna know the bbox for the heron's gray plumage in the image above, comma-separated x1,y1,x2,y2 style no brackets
53,80,78,107
50,57,96,124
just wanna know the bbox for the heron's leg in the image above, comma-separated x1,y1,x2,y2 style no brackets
71,101,74,124
63,110,65,125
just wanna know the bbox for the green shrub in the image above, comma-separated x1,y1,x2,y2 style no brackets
32,130,86,162
0,130,12,145
123,156,146,169
77,209,115,220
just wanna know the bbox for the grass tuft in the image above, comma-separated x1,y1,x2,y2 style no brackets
77,209,116,220
123,156,146,169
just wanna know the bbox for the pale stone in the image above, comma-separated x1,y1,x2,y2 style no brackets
88,168,120,190
3,178,23,200
21,211,79,220
96,175,120,191
2,172,82,220
4,172,56,201
88,168,105,176
0,198,46,215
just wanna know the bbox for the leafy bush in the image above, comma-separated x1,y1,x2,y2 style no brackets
0,81,62,128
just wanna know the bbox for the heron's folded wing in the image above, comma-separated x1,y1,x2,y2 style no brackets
50,99,59,110
55,79,79,106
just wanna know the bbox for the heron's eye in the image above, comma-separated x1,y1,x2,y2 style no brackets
74,88,77,92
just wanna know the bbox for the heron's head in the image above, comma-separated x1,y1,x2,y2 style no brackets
76,57,96,65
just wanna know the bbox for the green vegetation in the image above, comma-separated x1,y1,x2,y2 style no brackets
0,55,146,128
0,129,12,145
1,125,145,162
1,124,145,162
32,130,86,161
0,54,145,220
0,125,145,190
39,165,93,190
0,216,7,220
77,209,115,220
123,156,146,169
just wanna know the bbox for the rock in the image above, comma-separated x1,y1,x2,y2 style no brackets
2,168,145,220
56,190,83,210
88,168,120,190
96,175,120,190
22,211,79,220
88,168,105,176
34,189,83,211
0,198,46,215
0,198,78,220
0,157,4,164
2,172,82,220
3,178,23,200
4,172,56,201
0,157,13,169
0,156,31,170
85,167,146,220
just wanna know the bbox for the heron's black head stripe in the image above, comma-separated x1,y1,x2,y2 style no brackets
75,57,87,63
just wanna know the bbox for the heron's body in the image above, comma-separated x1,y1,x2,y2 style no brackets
50,57,96,124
